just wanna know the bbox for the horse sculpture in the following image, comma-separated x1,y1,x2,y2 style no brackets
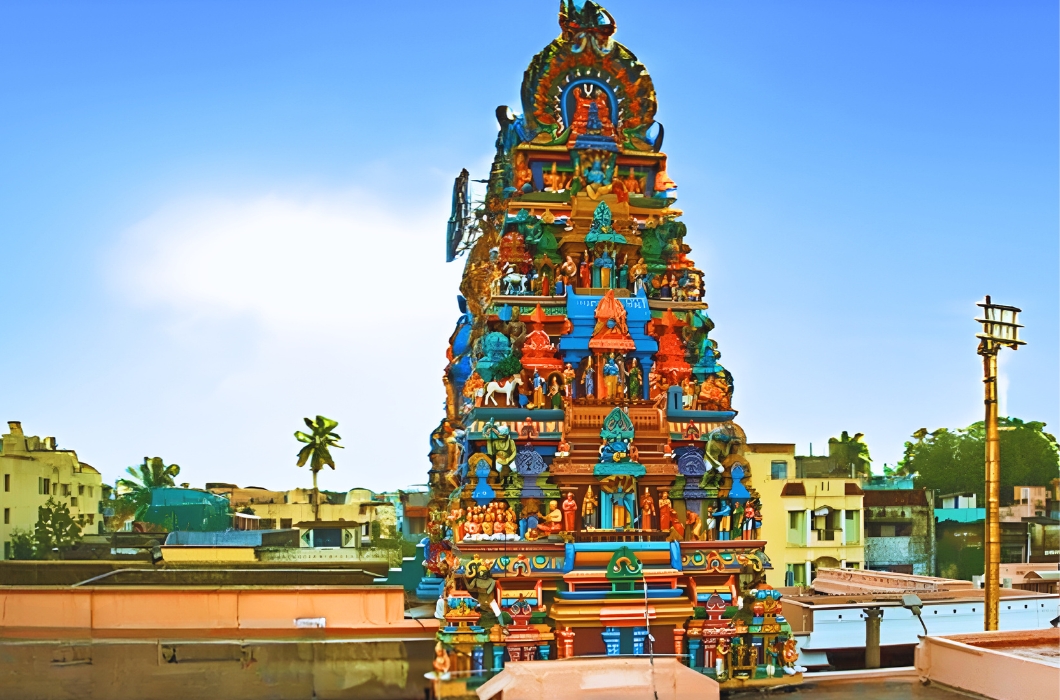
484,375,524,406
502,271,527,295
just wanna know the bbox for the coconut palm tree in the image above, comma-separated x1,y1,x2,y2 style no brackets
116,457,181,520
294,416,344,521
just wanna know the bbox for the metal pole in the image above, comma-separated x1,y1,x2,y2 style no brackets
982,347,1000,631
864,607,883,669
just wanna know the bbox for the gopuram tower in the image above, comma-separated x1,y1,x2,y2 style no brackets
425,1,801,689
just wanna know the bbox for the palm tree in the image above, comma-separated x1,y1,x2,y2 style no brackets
294,416,344,521
116,457,181,521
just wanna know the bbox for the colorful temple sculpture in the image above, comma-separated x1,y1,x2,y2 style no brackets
427,1,801,690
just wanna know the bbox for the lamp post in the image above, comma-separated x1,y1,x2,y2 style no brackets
975,296,1025,631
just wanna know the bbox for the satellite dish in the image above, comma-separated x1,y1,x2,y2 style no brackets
445,168,470,262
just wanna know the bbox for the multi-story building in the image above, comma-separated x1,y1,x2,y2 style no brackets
863,488,936,576
1,421,103,558
749,443,865,588
205,483,396,540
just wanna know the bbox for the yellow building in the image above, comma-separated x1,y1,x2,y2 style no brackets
205,484,396,541
746,443,865,587
1,421,103,558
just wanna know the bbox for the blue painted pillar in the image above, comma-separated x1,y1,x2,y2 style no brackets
632,627,648,655
602,627,621,656
471,646,484,675
687,637,702,668
537,643,551,660
492,645,505,671
637,356,654,401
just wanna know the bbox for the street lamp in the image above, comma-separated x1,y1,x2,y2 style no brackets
975,295,1025,632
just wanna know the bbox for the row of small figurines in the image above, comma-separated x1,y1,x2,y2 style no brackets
445,489,763,543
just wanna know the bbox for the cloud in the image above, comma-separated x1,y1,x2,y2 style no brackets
108,190,465,492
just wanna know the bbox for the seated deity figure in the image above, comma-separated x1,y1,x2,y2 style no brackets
584,157,613,200
504,510,519,538
536,500,564,535
622,167,642,195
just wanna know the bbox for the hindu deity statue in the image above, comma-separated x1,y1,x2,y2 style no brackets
602,353,621,399
581,486,599,529
561,492,578,532
640,488,656,530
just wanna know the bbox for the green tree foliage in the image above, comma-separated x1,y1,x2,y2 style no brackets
828,431,872,476
491,353,523,381
294,416,344,521
902,418,1060,504
9,528,35,560
33,498,84,559
116,457,181,521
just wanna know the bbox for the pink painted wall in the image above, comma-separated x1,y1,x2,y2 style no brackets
0,586,436,636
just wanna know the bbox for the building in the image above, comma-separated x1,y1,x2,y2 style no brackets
863,489,936,576
1,421,103,558
1001,485,1053,521
784,568,1059,671
205,483,396,537
750,444,865,587
378,487,430,539
426,3,803,690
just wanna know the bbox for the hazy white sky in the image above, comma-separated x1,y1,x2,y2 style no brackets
1,1,1056,492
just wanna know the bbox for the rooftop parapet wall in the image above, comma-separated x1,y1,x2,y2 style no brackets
915,629,1060,700
0,585,435,637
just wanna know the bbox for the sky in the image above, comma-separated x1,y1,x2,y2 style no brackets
0,1,1056,493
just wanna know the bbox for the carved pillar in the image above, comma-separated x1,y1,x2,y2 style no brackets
537,643,551,660
557,626,575,659
687,636,702,668
632,627,648,655
471,646,484,675
672,628,686,663
491,644,505,671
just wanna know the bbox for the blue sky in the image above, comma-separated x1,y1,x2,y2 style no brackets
1,1,1056,493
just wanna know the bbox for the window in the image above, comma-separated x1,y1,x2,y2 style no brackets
3,508,8,524
866,522,913,537
845,510,861,544
78,485,85,496
70,497,78,507
88,486,93,497
39,477,50,495
85,514,94,525
787,511,805,544
3,542,9,560
61,484,70,497
3,474,9,492
771,461,788,480
281,518,293,529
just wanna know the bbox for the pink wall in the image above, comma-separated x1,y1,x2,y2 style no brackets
0,586,437,637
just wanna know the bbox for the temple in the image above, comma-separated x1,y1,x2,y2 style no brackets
426,0,800,690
